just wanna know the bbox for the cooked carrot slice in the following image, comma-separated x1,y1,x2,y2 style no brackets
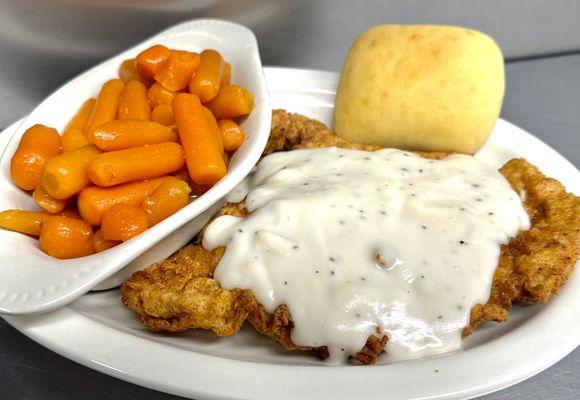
147,82,176,108
205,85,254,119
0,210,51,236
136,45,171,80
85,79,125,136
119,59,149,85
118,80,150,121
173,93,226,186
87,142,185,187
33,186,68,214
140,179,191,226
90,120,177,151
10,124,61,190
101,204,148,241
154,50,200,92
41,145,102,200
189,49,225,103
218,119,246,152
78,176,179,226
64,99,95,136
40,216,94,259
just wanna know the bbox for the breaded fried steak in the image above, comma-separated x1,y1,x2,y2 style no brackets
121,110,579,364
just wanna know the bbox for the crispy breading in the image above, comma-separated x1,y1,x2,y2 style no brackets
463,158,580,335
121,110,579,363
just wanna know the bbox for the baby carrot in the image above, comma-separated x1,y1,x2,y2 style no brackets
140,179,191,226
64,98,95,135
61,128,89,152
89,120,177,151
118,80,150,121
0,210,51,236
0,209,80,237
147,82,176,108
85,79,125,136
205,85,254,119
150,104,174,126
222,62,231,85
189,49,224,103
10,124,62,191
154,50,201,92
40,216,94,259
173,93,227,186
92,229,120,252
119,59,148,85
101,204,148,241
87,142,185,187
33,186,68,214
136,45,171,80
41,145,102,200
218,119,246,151
202,106,224,153
78,176,179,226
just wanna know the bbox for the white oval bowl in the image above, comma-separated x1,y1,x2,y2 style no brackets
0,19,271,314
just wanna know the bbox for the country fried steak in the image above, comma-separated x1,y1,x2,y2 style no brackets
121,110,579,364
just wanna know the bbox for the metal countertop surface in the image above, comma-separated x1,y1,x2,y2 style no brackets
0,1,578,399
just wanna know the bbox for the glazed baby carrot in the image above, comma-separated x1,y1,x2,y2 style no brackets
222,62,231,85
218,119,246,151
85,79,125,136
118,80,150,120
92,229,120,252
61,128,89,152
136,45,171,80
87,142,185,187
64,98,95,135
0,210,51,236
101,204,148,241
150,104,174,126
205,85,254,119
154,50,201,92
140,179,191,226
78,176,179,225
90,120,177,151
33,186,68,214
10,124,62,191
202,106,224,153
41,145,102,199
173,93,227,186
189,49,225,103
119,59,148,84
40,216,94,259
147,82,176,108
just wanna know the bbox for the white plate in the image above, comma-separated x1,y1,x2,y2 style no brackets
2,67,579,400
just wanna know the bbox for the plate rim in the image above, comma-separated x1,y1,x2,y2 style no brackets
2,66,579,400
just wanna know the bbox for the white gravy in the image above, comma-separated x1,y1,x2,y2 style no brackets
203,147,530,363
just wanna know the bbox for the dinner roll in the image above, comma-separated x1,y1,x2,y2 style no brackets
334,25,504,153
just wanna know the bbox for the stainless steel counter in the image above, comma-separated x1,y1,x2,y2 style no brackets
0,1,578,399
